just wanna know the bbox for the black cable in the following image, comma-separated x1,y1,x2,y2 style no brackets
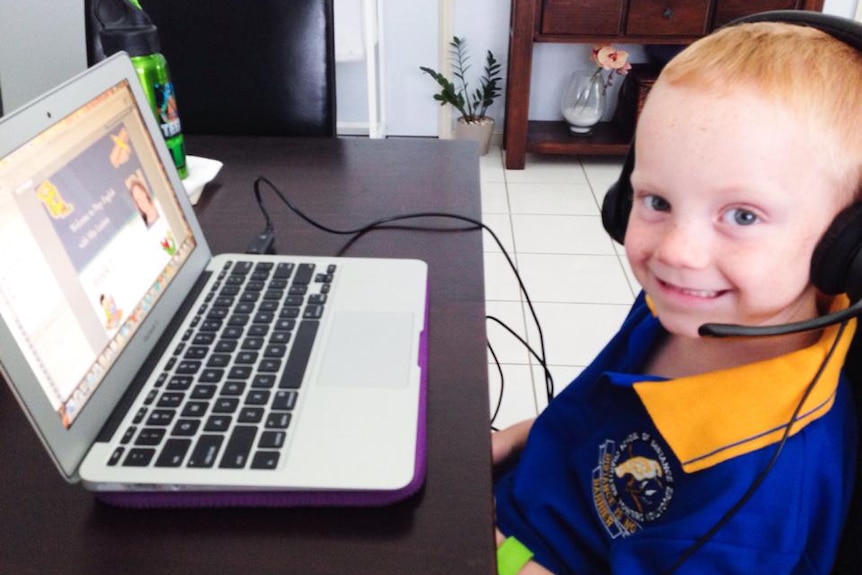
665,320,850,574
252,175,555,403
487,315,554,405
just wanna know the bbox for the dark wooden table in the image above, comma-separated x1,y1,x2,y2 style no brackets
0,136,495,574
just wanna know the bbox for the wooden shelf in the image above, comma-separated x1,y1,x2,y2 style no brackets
503,0,826,170
526,120,632,156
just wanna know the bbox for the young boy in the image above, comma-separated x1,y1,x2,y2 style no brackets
493,16,862,575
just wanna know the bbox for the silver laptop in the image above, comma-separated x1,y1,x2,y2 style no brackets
0,53,428,505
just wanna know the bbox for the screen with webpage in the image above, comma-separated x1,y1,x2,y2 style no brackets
0,80,195,428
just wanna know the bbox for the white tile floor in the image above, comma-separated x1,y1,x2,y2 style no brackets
481,146,640,429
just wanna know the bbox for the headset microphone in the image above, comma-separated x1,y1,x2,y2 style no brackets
698,298,862,337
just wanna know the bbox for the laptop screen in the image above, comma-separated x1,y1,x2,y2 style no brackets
0,79,195,429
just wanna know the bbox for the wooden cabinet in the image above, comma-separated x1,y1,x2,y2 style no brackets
503,0,824,169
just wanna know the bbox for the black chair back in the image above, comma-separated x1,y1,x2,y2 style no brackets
87,0,336,137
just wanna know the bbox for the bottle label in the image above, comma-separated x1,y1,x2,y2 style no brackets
154,82,183,138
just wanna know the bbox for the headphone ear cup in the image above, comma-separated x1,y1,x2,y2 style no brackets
601,180,628,244
811,202,862,298
601,144,636,245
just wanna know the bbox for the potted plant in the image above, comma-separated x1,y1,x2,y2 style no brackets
420,36,502,155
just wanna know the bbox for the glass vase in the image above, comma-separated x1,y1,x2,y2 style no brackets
561,69,606,135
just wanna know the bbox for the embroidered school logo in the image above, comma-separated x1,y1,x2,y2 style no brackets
592,432,674,538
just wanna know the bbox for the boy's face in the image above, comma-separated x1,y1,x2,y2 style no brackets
625,83,846,338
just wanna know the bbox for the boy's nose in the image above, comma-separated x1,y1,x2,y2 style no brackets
653,222,711,269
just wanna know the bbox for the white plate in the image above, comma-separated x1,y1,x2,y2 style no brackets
182,155,223,204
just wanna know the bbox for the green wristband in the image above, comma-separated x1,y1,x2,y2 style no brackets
497,536,534,575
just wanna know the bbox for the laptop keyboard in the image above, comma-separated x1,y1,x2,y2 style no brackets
108,259,336,471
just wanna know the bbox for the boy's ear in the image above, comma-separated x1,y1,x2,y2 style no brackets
811,202,862,301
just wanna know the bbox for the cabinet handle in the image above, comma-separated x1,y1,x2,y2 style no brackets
663,7,673,20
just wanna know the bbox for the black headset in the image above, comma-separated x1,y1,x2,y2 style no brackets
601,11,862,337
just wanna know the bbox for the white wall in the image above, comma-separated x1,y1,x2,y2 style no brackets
0,0,87,115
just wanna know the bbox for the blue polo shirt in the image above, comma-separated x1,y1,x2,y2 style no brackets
494,292,857,574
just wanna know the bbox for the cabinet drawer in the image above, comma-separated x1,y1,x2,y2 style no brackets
713,0,804,28
626,0,711,36
540,0,624,36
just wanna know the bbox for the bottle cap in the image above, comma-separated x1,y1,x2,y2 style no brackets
94,0,161,57
100,25,161,57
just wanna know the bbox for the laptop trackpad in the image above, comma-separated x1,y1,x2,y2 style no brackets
318,310,415,389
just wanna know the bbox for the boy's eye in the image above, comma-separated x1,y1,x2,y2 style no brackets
642,195,670,212
723,208,759,226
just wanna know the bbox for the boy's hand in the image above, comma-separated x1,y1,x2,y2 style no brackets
492,419,535,466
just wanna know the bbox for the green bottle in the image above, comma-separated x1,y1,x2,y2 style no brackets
95,0,187,178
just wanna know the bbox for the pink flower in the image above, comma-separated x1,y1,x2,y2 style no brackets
588,44,632,93
592,45,632,74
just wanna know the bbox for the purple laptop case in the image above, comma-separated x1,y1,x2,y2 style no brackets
95,295,430,508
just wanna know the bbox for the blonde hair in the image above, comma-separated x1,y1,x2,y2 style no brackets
657,22,862,201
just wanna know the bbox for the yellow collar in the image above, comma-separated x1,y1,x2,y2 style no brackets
633,295,856,473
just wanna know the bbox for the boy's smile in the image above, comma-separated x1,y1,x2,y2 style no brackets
625,82,847,339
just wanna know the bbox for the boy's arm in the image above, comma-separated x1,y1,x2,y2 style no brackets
492,418,535,466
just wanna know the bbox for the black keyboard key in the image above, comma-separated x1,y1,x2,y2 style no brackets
213,397,240,413
155,439,191,467
192,332,216,346
108,447,125,466
135,427,166,446
271,390,298,411
215,340,238,353
279,320,318,389
147,409,176,426
293,263,315,284
221,381,246,396
241,337,265,351
199,368,225,383
265,412,292,429
176,360,202,374
204,415,232,432
251,451,280,470
238,407,265,423
219,426,257,469
172,418,201,436
187,435,224,468
264,344,287,358
184,346,209,360
270,331,291,344
191,384,217,400
303,305,324,319
246,390,271,405
143,389,158,405
236,351,259,364
274,262,294,278
123,448,156,467
157,392,185,409
251,374,277,389
206,353,231,368
167,376,193,390
121,426,137,445
222,326,244,339
228,366,253,380
259,430,286,449
259,359,282,373
181,401,209,417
